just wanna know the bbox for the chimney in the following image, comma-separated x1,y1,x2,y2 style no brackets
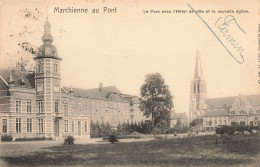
99,83,103,92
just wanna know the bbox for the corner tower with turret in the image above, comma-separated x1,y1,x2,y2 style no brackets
34,18,62,137
189,50,206,122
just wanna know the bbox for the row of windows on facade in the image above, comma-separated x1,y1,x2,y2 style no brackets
36,84,60,93
1,118,43,133
91,108,138,115
15,101,141,117
15,101,68,115
75,99,131,109
37,61,58,74
205,120,253,127
229,110,254,116
2,119,87,134
205,121,253,127
204,119,227,126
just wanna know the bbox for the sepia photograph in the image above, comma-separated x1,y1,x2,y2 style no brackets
0,0,259,166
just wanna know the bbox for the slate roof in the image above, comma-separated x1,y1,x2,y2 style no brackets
204,110,229,117
245,94,260,106
63,86,129,102
206,94,260,109
206,96,235,109
120,94,140,104
0,69,35,89
171,112,187,119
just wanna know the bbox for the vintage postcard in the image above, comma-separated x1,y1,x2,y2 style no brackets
0,0,259,166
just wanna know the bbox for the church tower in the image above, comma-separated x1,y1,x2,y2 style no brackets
34,18,62,136
189,50,206,122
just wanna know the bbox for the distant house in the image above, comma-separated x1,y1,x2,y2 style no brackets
170,111,189,128
203,94,260,131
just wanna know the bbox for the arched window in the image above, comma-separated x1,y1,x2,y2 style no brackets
197,82,200,93
194,83,196,93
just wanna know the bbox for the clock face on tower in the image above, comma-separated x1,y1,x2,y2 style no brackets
37,84,43,92
54,86,60,92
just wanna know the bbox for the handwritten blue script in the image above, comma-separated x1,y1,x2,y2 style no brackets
187,4,246,64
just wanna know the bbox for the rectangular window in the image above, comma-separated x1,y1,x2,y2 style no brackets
64,105,68,116
16,101,21,112
38,119,44,133
54,62,58,74
84,121,87,132
38,101,43,113
55,102,59,114
2,119,7,133
27,102,32,113
72,121,74,132
240,121,245,126
38,61,41,72
16,118,21,133
64,120,68,132
27,119,32,133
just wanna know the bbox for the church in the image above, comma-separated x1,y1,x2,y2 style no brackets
189,51,260,131
0,18,145,140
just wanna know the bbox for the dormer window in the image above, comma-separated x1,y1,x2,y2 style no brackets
19,78,25,86
249,110,254,117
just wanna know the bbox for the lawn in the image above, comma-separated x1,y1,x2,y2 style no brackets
0,134,259,167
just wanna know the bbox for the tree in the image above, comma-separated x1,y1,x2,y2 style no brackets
189,118,203,127
140,73,173,133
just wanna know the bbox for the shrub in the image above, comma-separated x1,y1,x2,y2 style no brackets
216,126,235,135
14,137,53,141
1,134,13,142
168,126,189,134
107,134,118,144
64,135,75,145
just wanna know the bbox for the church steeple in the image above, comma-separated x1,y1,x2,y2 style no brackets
189,50,207,122
41,17,53,44
194,49,203,79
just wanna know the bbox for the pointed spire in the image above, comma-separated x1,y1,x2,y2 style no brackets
8,70,14,84
41,17,53,44
69,83,73,93
69,86,73,93
194,49,203,79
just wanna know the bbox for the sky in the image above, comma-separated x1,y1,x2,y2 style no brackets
0,0,259,115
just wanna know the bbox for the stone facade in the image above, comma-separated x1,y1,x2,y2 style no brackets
203,95,260,131
189,51,260,131
0,18,146,141
62,85,146,128
0,18,90,140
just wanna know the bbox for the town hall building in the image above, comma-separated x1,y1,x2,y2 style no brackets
0,18,145,140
